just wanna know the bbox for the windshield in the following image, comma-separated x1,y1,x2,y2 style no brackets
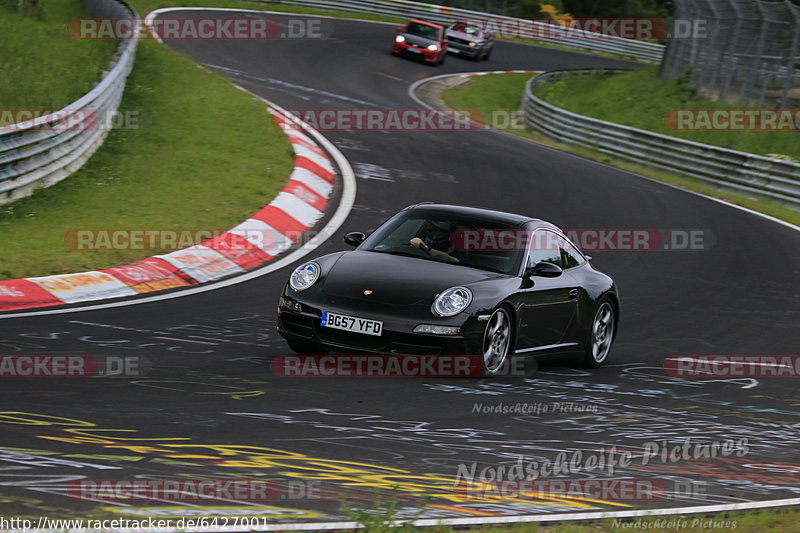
450,22,482,36
405,21,441,40
360,209,524,275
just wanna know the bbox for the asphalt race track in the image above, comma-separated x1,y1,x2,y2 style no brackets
1,11,800,528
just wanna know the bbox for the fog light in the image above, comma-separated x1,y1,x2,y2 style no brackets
279,297,302,313
413,324,461,335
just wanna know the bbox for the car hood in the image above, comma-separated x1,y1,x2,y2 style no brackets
401,32,438,48
446,29,480,41
321,250,504,305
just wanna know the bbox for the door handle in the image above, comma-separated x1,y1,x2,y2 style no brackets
569,289,579,299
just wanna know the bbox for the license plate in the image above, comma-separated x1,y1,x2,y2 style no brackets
321,312,383,336
449,48,460,53
406,47,422,53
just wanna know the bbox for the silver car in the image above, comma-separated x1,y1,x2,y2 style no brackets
445,21,494,60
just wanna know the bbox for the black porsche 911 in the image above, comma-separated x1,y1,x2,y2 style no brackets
277,203,619,375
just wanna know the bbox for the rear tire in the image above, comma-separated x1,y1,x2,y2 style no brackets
581,298,616,368
287,340,329,356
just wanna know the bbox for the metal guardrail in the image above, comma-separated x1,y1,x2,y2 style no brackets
0,0,139,205
270,0,664,63
520,69,800,209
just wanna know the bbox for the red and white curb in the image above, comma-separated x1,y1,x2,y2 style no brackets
0,108,337,311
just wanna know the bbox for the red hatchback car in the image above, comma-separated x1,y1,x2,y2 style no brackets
391,19,448,65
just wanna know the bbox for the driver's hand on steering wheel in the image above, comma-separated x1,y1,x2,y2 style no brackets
410,237,426,249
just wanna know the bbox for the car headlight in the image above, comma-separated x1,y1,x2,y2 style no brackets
289,262,320,291
432,287,473,316
468,42,477,47
395,35,405,43
427,44,439,51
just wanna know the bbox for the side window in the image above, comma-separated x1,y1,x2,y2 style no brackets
560,236,586,269
526,230,562,269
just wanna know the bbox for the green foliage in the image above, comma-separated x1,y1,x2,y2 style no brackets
563,0,672,18
340,489,430,533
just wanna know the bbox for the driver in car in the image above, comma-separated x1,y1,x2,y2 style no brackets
410,222,460,263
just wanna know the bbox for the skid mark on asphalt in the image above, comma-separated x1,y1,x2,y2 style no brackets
203,63,378,107
353,162,458,183
332,137,370,152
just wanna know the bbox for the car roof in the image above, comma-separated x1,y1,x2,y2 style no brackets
408,19,443,29
403,203,560,230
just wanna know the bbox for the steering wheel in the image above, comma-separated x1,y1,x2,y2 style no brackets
405,240,433,256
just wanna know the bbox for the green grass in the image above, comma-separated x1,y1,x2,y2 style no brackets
441,72,800,227
0,37,293,279
0,0,117,113
535,66,800,161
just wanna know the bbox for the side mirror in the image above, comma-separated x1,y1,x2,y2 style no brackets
343,231,366,247
396,26,404,32
528,261,563,278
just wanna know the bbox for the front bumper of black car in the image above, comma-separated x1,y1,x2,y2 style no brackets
277,293,484,356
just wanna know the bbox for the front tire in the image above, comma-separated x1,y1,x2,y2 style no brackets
481,306,513,375
581,298,616,368
287,340,329,356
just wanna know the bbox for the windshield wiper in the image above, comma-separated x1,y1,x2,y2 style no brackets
372,250,425,259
